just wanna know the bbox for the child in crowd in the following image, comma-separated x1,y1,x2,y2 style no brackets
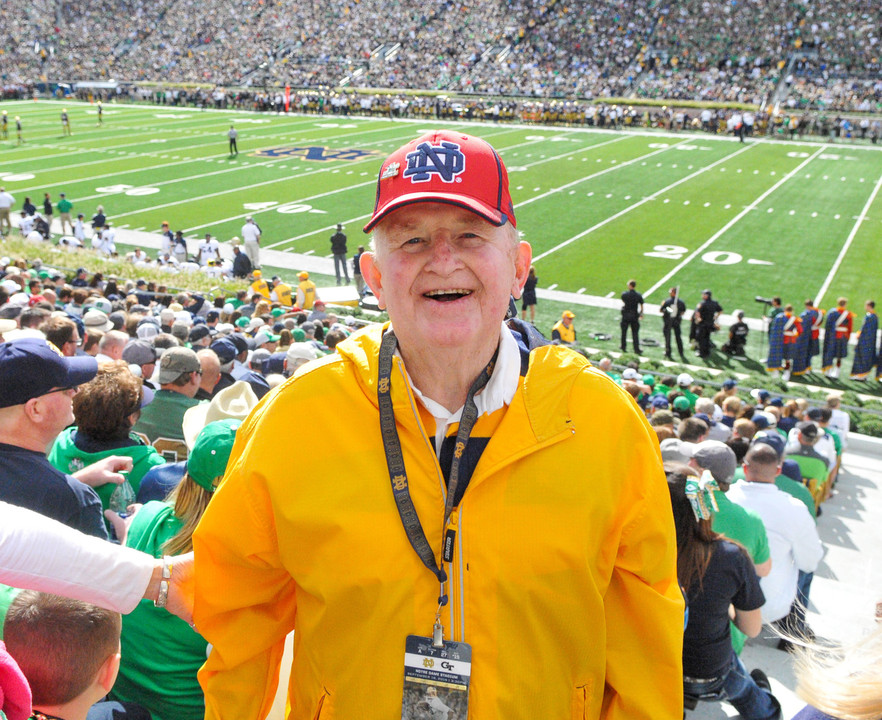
3,590,150,720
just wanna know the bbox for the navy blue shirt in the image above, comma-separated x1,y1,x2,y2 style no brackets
0,442,108,540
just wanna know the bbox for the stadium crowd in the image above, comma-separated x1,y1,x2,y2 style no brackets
0,245,870,719
1,0,880,113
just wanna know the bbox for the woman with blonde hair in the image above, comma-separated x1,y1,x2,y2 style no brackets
110,419,240,720
791,625,882,720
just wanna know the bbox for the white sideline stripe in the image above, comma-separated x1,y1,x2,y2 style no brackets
532,142,754,263
814,173,882,308
258,137,625,250
643,146,826,299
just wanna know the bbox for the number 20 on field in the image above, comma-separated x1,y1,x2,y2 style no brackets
645,245,742,265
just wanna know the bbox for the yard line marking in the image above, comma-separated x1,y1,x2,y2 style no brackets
644,146,826,299
814,172,882,307
532,143,754,263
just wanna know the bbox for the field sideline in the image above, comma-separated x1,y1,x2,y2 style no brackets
2,99,881,317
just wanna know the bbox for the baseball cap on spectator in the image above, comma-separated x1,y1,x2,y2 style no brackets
286,342,319,364
0,338,98,408
91,298,113,315
136,319,161,340
206,310,220,323
182,381,258,448
83,309,114,332
292,328,306,342
189,325,211,344
215,322,234,334
694,412,715,427
122,339,158,366
253,331,279,346
8,293,30,307
313,299,326,308
170,323,190,344
266,352,286,375
136,279,147,287
174,311,193,327
252,270,262,278
677,373,693,387
271,308,285,318
235,317,250,330
673,396,691,411
756,410,776,429
806,408,823,421
642,374,655,387
722,378,738,391
297,271,309,280
248,317,265,332
753,431,785,458
187,419,241,491
168,303,184,313
108,311,127,330
622,368,639,381
797,420,821,440
651,396,670,409
250,348,271,371
751,412,770,430
228,334,249,355
660,438,695,464
222,303,235,315
364,131,515,232
210,338,238,365
157,346,201,384
301,321,316,334
769,397,784,408
1,279,19,294
692,440,737,485
749,388,771,403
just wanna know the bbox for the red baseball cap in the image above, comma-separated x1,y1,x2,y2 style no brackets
363,130,516,232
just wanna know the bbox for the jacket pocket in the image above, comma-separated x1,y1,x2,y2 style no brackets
572,680,594,720
313,687,331,720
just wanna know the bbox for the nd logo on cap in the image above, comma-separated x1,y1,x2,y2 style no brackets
403,141,466,184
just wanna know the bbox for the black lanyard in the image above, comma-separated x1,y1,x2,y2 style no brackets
377,329,497,601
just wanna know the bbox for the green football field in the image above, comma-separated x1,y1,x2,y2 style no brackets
2,98,881,316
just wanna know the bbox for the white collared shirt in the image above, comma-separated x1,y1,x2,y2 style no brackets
404,323,520,457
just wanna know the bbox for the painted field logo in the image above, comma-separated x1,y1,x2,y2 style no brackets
253,146,379,161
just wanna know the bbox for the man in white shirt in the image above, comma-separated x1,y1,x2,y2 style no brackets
241,216,261,270
197,233,220,266
0,187,15,235
825,394,850,450
95,223,116,256
728,442,823,642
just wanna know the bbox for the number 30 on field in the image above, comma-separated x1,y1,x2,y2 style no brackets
644,245,742,265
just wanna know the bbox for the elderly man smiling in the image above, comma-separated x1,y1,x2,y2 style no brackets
193,131,682,719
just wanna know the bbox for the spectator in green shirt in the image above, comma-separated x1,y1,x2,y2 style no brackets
57,192,74,235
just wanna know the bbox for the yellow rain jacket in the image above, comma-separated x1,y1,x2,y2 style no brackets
193,324,683,720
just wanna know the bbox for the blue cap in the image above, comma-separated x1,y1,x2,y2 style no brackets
650,395,669,409
722,378,738,390
210,338,237,364
751,412,770,430
266,351,286,375
0,338,98,408
753,430,785,458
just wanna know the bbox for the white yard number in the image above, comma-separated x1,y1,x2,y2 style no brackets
644,246,743,265
644,245,688,259
701,251,742,265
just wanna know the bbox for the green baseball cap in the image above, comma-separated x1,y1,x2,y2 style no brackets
271,307,285,318
235,316,250,329
673,396,691,411
188,419,241,492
